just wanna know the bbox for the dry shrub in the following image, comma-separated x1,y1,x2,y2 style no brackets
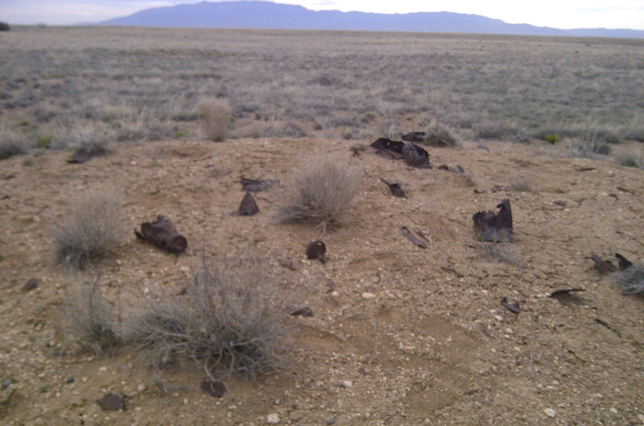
612,146,644,169
481,242,522,267
423,125,461,148
274,153,361,231
612,263,644,295
0,126,32,160
62,277,118,355
125,253,301,379
53,187,124,269
198,99,232,142
510,178,538,194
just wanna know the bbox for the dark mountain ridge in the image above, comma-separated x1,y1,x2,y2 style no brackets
90,1,644,39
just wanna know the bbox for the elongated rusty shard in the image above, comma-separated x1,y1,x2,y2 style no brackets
589,253,616,274
135,215,187,254
380,179,407,198
549,288,586,298
401,226,427,249
500,297,521,314
238,192,259,216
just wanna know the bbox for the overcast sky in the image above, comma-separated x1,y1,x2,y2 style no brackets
2,0,644,30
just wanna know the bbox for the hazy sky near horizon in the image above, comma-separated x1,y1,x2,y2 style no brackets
2,0,644,30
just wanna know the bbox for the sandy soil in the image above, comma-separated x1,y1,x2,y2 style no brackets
1,137,643,425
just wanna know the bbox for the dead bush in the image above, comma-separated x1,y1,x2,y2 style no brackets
62,277,119,355
198,99,232,142
0,126,32,160
612,263,644,295
125,253,302,379
481,242,522,267
612,146,644,169
52,187,124,269
274,153,361,232
423,125,461,148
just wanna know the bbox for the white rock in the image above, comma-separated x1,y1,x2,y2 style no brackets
544,408,556,418
610,407,618,414
361,292,376,300
137,384,146,393
267,413,280,424
342,380,353,388
637,413,644,423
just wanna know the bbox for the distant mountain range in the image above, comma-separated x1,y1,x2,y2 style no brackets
91,1,644,39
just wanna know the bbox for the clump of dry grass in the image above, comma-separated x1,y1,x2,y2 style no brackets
423,124,461,148
53,187,124,269
62,277,119,355
612,263,644,295
198,99,232,142
510,178,538,194
125,253,300,379
0,126,32,160
612,146,644,169
274,153,361,232
481,242,522,267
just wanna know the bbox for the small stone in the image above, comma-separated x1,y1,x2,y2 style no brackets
99,366,107,372
361,292,376,300
638,413,644,422
2,379,11,389
544,408,556,418
610,407,618,414
183,398,188,405
495,315,504,322
504,328,513,335
136,384,146,393
22,278,39,292
326,418,336,425
267,413,280,424
342,380,353,388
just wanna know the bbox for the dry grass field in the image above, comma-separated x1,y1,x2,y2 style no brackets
1,26,644,426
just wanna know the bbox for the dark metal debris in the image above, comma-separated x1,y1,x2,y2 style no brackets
380,179,407,198
306,240,327,264
500,297,521,314
401,131,426,142
589,253,616,274
370,138,404,155
96,393,125,411
290,307,314,317
473,199,513,242
402,142,431,169
615,253,633,271
22,278,39,292
549,288,586,298
400,226,427,249
441,267,464,278
238,192,260,216
135,215,187,254
200,378,227,398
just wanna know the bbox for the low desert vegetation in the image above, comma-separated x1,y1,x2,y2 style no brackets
275,153,362,232
124,253,300,379
612,263,644,295
1,27,643,160
198,99,231,142
0,125,32,160
52,187,124,269
62,277,119,355
481,242,522,267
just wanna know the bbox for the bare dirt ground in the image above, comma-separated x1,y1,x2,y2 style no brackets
1,137,644,425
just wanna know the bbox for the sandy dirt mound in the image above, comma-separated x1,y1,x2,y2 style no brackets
1,137,643,425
